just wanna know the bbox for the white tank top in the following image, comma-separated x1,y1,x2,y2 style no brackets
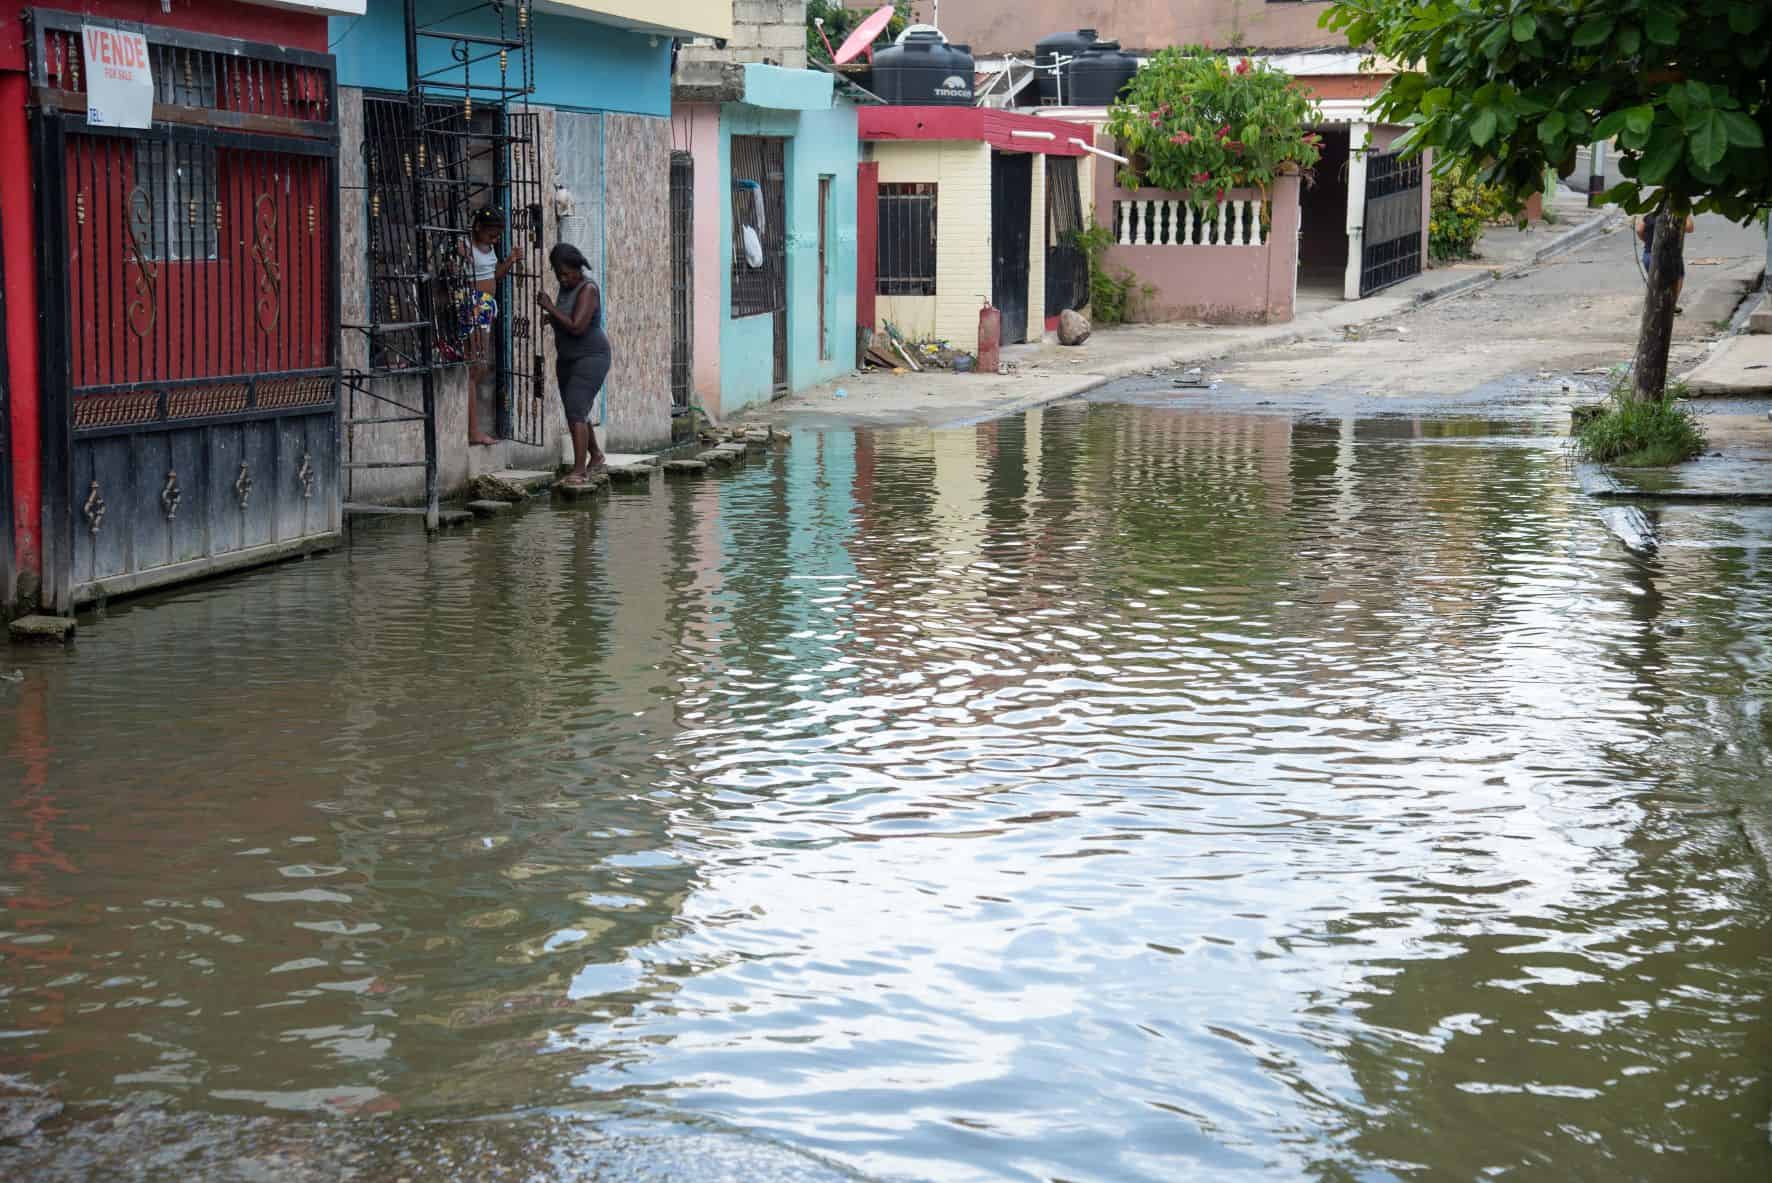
469,240,497,282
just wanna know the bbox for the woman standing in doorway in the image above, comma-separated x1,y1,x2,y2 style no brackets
539,243,610,486
463,207,517,446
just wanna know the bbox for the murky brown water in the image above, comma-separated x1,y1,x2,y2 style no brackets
3,400,1771,1181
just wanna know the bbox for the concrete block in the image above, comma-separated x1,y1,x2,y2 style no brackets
467,499,515,516
9,615,75,644
608,464,654,483
552,475,610,500
1748,303,1772,335
759,22,803,49
663,459,708,474
438,509,474,527
698,450,740,467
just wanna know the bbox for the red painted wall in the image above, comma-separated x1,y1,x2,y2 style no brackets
856,161,878,335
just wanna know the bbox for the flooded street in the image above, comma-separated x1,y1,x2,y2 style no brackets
4,394,1771,1180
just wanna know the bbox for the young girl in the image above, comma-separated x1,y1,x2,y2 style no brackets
462,207,517,446
538,243,610,485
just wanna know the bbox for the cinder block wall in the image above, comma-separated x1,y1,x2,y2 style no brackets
680,0,807,73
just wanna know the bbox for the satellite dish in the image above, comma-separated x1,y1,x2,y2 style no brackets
833,5,894,65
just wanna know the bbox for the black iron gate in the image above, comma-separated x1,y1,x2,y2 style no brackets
669,151,693,414
497,111,545,445
1044,156,1088,318
28,11,340,612
1359,149,1424,297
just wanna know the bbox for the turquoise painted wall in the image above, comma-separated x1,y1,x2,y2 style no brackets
329,2,670,116
718,70,859,414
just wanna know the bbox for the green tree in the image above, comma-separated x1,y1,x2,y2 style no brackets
1321,0,1770,401
806,0,909,65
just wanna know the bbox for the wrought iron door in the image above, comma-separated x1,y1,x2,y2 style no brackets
1044,156,1088,318
497,111,545,445
1359,149,1424,296
28,11,340,611
669,151,693,412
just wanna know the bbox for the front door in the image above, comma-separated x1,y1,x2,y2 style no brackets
817,175,831,361
1360,149,1424,296
1044,156,1087,318
28,12,341,612
991,152,1033,344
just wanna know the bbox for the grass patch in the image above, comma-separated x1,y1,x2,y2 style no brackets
1575,379,1707,467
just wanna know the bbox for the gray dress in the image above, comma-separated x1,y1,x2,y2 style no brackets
552,280,612,425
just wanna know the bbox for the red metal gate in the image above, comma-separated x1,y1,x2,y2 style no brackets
28,10,340,611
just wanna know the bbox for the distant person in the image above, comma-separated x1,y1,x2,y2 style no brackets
539,243,610,486
1637,210,1696,310
463,207,517,446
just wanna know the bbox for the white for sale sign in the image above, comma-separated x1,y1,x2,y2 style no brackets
82,25,155,129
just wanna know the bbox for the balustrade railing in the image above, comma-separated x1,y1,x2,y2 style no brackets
1110,197,1266,248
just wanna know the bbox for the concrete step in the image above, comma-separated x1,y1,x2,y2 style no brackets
1748,303,1772,335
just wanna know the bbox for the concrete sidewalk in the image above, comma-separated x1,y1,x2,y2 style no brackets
741,204,1622,431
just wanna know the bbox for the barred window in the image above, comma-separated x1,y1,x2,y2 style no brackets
877,182,937,296
730,135,786,319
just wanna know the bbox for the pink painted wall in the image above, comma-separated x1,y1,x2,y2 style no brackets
1095,173,1301,325
673,102,725,417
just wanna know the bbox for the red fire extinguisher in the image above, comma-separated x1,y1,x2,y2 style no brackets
977,299,1001,374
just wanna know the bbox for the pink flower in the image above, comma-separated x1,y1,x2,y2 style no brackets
1193,171,1211,183
1158,103,1173,116
1236,58,1252,75
1170,131,1194,145
1215,188,1226,202
1218,125,1230,136
1148,111,1163,125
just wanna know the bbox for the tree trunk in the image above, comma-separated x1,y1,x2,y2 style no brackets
1631,201,1687,401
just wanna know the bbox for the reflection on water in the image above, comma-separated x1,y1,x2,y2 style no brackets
2,402,1770,1180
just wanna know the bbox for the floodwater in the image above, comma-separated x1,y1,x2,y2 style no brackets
3,396,1771,1181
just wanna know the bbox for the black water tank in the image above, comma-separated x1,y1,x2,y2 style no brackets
872,30,975,105
1066,39,1139,106
1034,29,1096,104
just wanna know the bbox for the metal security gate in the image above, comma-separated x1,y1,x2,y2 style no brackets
1359,149,1424,296
28,11,340,612
498,112,545,445
729,135,787,392
669,151,693,414
1044,156,1087,317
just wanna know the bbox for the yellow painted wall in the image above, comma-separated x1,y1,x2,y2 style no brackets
874,140,992,347
872,139,1059,347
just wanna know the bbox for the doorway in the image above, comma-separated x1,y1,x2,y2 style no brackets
818,175,832,361
991,152,1033,344
1297,125,1351,301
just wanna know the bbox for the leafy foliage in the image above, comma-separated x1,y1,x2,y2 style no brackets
1428,168,1509,260
806,0,909,65
1103,48,1323,206
1575,378,1707,466
1069,224,1147,325
1320,0,1770,221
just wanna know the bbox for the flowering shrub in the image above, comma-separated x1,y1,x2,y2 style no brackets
1428,167,1510,261
1104,47,1322,206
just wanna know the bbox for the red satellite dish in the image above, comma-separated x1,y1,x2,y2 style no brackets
834,5,895,64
